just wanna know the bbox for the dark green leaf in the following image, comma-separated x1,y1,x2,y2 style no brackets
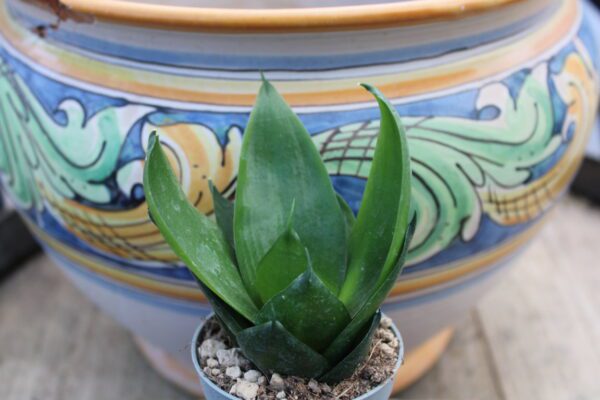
196,279,252,337
321,311,381,383
255,206,308,304
208,181,235,254
339,84,412,316
256,252,351,352
236,320,331,378
234,78,347,296
143,133,258,322
337,193,355,242
325,218,415,364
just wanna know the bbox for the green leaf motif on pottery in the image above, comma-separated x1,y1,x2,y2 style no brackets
0,60,153,210
0,48,596,266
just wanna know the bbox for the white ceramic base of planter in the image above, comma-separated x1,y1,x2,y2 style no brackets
135,327,454,397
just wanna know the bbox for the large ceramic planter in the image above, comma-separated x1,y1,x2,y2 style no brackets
191,313,404,400
0,0,599,394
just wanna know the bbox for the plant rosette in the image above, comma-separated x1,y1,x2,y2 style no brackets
144,77,414,399
192,313,404,400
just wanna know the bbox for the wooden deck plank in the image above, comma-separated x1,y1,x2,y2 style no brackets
0,257,193,400
476,197,600,400
398,312,504,400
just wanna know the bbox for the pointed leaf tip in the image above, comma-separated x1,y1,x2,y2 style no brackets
359,82,372,91
360,84,396,112
259,72,275,95
147,131,158,151
359,83,380,97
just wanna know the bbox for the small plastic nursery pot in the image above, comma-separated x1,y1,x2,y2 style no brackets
191,313,404,400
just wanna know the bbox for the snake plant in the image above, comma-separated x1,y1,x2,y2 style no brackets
143,78,414,383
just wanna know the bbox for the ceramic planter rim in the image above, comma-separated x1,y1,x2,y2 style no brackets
191,312,404,400
59,0,532,33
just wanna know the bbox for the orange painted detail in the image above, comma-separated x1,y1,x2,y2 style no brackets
59,0,540,33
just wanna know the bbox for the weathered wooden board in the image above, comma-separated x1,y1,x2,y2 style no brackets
0,256,192,400
475,197,600,400
399,313,504,400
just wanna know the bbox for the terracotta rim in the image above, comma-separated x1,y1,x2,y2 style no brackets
60,0,529,33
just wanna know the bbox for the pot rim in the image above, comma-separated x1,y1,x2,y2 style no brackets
60,0,530,33
191,312,404,400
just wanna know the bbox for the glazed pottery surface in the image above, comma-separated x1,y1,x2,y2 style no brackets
191,313,405,400
0,0,599,391
117,0,407,7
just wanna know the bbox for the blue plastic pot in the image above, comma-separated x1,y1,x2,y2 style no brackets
191,313,404,400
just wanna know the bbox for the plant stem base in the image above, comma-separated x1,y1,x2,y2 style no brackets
134,327,454,397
